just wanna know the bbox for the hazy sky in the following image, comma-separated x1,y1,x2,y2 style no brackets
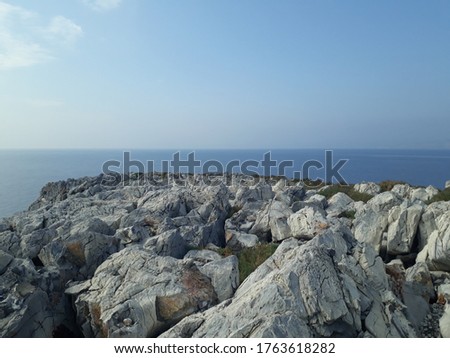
1,0,449,149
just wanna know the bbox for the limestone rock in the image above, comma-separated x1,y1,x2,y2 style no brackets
305,194,328,210
161,228,415,338
353,182,380,196
418,211,450,271
386,201,423,255
326,192,354,218
288,206,329,240
248,200,293,242
198,256,239,302
234,182,274,207
392,184,412,199
143,229,188,259
410,186,439,202
418,201,450,250
353,192,402,253
183,250,222,265
226,231,259,251
0,258,67,338
70,248,218,338
39,218,120,281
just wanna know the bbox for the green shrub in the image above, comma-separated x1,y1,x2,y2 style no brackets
338,210,356,220
237,243,278,283
217,243,278,283
426,188,450,204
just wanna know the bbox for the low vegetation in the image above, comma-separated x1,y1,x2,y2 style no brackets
426,188,450,204
338,210,356,220
219,243,278,283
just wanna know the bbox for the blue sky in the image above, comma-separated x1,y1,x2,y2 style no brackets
1,0,449,149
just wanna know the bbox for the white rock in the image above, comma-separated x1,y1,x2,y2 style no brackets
326,192,354,218
226,231,260,250
418,201,450,250
410,186,438,202
288,206,329,239
305,194,328,210
198,255,239,302
184,249,222,265
353,192,402,253
391,184,412,199
421,211,450,271
353,182,380,196
143,229,187,259
70,248,217,338
161,229,415,338
386,202,423,255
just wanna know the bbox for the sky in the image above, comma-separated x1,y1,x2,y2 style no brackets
0,0,449,150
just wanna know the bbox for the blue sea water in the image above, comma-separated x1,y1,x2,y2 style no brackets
0,149,449,219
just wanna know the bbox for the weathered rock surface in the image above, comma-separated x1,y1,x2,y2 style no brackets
288,206,329,240
353,182,381,196
161,227,415,338
353,192,402,253
68,248,218,338
0,256,68,337
1,173,450,338
198,256,239,303
326,192,354,218
386,201,423,255
225,231,259,251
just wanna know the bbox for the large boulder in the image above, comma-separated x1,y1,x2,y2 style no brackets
161,228,415,338
386,201,423,255
0,255,67,338
353,182,380,196
69,247,218,338
417,211,450,271
226,231,260,251
248,200,293,242
198,256,239,302
38,218,120,281
410,186,439,202
234,182,274,207
326,192,354,218
288,206,329,240
391,184,412,199
353,192,402,253
418,202,450,250
143,229,188,259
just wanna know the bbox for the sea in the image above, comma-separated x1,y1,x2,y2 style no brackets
0,149,449,219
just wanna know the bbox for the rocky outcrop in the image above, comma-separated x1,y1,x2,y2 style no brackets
1,174,449,338
0,253,69,337
161,227,415,338
67,248,218,338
